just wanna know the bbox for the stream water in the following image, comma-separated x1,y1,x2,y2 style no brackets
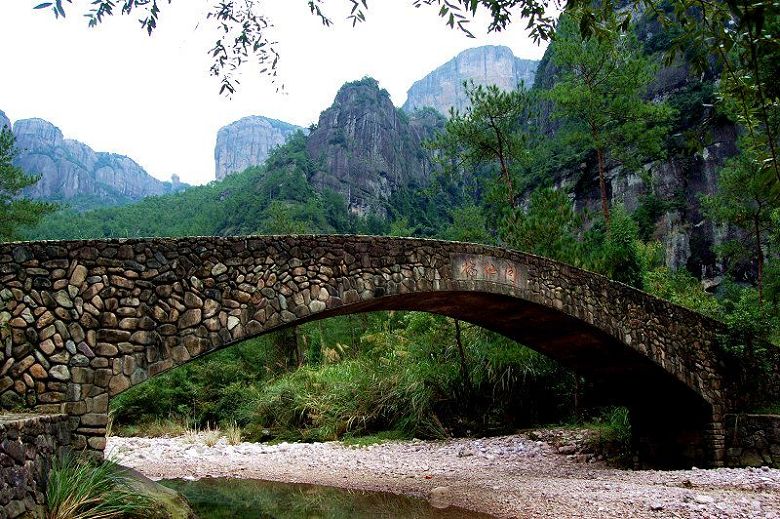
161,478,497,519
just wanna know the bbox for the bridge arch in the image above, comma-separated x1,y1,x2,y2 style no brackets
0,236,730,466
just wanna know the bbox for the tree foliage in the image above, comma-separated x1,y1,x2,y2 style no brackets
703,139,776,304
547,14,673,224
36,0,561,95
503,188,583,266
430,83,538,210
0,129,55,242
589,206,644,288
442,204,493,244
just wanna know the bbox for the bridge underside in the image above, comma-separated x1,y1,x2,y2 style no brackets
236,290,717,468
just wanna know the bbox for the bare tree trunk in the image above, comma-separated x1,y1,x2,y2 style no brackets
498,154,516,209
755,216,764,306
574,375,581,421
287,326,302,367
454,320,470,390
488,114,516,209
349,315,357,351
296,327,305,367
596,145,610,225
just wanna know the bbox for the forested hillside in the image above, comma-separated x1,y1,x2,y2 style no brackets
28,133,364,239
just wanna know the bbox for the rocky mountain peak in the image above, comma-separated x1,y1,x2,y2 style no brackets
402,45,538,115
13,118,64,148
214,115,302,180
306,77,443,216
333,77,390,106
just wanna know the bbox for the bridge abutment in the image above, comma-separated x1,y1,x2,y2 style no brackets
704,421,727,467
630,413,727,468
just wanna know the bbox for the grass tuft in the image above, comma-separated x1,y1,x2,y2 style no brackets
46,454,155,519
202,426,221,447
581,406,633,464
224,421,243,445
182,426,201,444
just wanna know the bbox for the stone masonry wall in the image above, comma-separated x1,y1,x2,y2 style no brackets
0,413,71,519
725,414,780,468
0,236,731,464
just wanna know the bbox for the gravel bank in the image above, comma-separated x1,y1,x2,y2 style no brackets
107,434,780,518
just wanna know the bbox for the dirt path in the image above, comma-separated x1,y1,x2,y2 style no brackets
107,434,780,518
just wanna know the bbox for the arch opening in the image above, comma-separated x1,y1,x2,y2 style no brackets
110,308,575,445
117,290,715,468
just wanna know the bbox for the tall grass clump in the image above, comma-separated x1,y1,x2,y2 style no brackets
242,312,573,442
46,454,154,519
583,406,633,464
224,421,243,445
246,359,389,442
202,425,222,447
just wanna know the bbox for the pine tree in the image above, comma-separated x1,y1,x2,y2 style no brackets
431,83,537,210
547,14,673,225
702,141,776,305
0,128,55,242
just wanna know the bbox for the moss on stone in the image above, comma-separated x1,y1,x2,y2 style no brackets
121,467,198,519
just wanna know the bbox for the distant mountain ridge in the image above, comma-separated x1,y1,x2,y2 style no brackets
1,111,186,210
211,46,536,184
214,116,302,180
402,46,538,115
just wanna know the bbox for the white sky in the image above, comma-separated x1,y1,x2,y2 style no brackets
0,1,549,185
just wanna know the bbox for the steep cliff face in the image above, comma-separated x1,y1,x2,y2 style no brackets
531,14,735,277
0,110,10,131
307,78,444,216
402,46,538,115
8,116,185,208
214,116,301,180
602,123,737,275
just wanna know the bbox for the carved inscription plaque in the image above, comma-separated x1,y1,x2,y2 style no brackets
451,254,527,288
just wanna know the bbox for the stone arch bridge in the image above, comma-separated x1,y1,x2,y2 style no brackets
0,236,734,467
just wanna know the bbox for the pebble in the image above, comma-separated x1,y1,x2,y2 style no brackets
429,486,451,508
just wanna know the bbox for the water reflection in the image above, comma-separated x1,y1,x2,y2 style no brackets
161,478,497,519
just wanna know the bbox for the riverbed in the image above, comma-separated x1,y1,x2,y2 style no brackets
161,477,495,518
107,433,780,518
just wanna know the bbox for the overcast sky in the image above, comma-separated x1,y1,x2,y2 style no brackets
0,1,549,185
